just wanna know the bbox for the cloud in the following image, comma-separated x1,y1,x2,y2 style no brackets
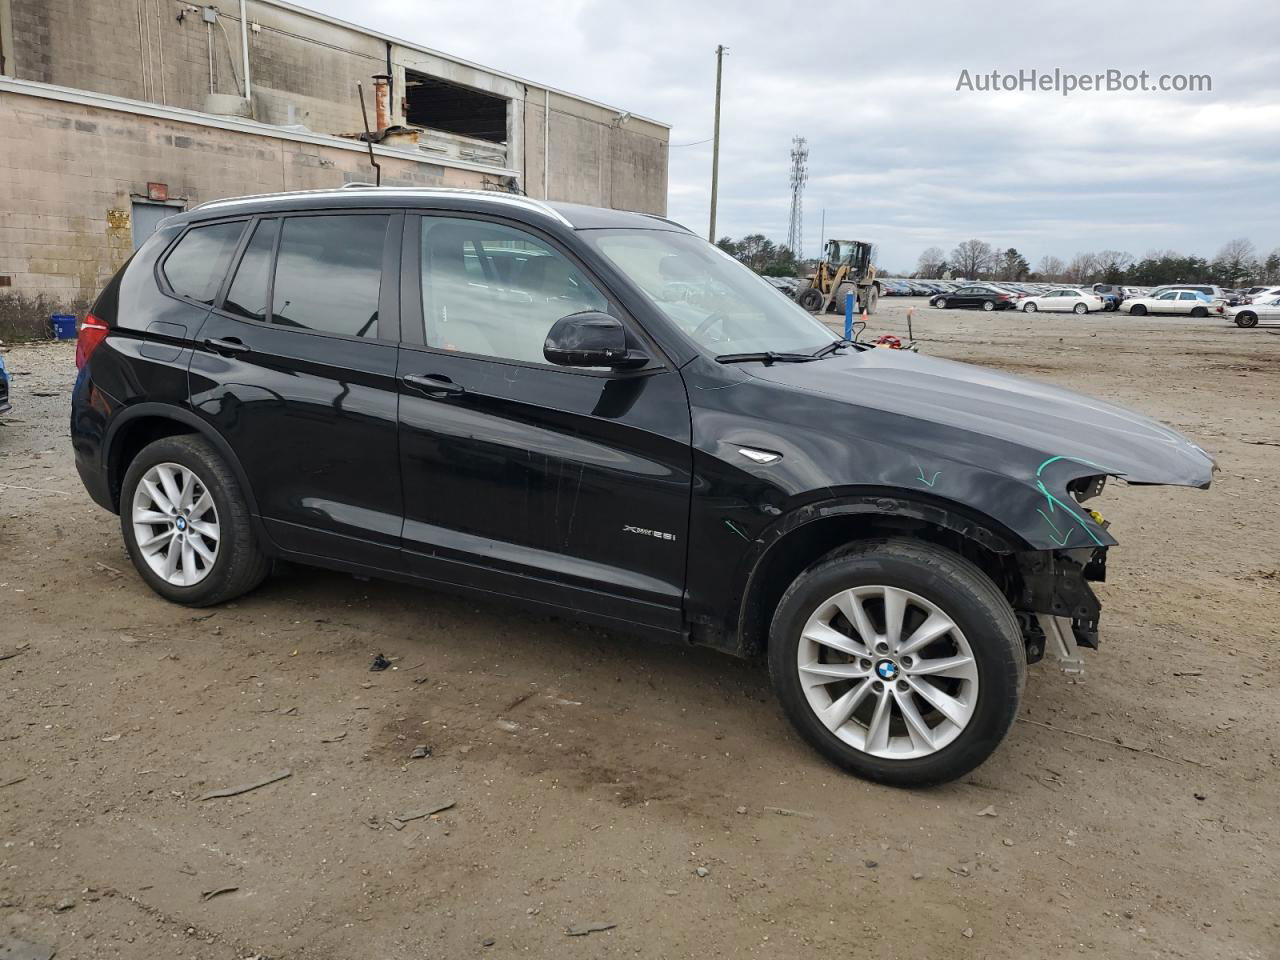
302,0,1280,270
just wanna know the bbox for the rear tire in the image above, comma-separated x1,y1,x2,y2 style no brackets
982,300,995,312
768,538,1025,787
120,435,270,606
1190,306,1208,317
1073,303,1088,315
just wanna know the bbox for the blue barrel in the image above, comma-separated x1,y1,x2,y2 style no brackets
51,314,77,340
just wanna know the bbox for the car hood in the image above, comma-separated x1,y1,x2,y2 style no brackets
743,347,1214,488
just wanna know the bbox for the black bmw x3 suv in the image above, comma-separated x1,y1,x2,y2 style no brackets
71,187,1213,785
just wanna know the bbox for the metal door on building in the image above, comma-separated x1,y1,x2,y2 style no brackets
131,200,185,249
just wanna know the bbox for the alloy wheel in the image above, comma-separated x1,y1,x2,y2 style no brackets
796,585,979,759
131,462,220,586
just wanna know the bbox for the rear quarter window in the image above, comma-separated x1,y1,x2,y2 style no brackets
162,221,246,304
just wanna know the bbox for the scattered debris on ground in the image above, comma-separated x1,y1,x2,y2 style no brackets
197,769,292,801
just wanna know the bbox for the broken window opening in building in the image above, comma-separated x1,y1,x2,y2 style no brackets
404,71,508,144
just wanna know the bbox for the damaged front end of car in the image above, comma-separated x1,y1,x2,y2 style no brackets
1006,453,1211,677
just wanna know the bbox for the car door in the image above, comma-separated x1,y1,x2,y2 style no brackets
1177,291,1201,313
395,213,693,633
1150,291,1177,314
189,210,404,569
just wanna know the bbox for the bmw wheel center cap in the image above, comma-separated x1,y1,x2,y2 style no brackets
875,659,899,681
175,516,187,531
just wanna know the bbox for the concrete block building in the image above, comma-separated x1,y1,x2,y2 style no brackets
0,0,670,334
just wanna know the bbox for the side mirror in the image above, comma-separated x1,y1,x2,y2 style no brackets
543,311,648,369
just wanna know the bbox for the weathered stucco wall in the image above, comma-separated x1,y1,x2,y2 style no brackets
0,89,482,337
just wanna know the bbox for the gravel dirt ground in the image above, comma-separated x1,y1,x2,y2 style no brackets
1,300,1277,960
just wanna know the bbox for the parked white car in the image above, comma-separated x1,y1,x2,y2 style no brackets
1244,285,1280,303
1020,288,1106,314
1220,295,1280,328
1124,290,1215,317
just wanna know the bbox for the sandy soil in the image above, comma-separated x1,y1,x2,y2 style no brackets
1,301,1277,960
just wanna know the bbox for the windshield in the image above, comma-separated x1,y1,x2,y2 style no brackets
583,229,839,357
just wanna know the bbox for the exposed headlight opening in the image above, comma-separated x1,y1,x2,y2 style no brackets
1068,474,1106,503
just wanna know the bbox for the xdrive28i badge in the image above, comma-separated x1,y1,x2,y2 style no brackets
623,524,677,542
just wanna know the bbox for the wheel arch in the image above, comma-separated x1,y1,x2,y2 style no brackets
104,403,261,522
735,493,1028,658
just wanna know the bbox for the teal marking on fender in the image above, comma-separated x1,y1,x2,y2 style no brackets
1035,479,1104,546
1033,455,1114,547
1035,455,1111,478
1036,508,1073,546
913,462,942,487
723,519,751,542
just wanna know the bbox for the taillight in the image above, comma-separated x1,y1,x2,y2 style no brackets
76,314,110,369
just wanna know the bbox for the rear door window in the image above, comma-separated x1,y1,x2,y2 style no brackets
163,220,246,304
271,214,390,338
223,219,279,322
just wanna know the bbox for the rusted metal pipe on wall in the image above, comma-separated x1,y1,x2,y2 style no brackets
372,74,391,131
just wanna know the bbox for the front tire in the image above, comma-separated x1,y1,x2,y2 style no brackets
935,298,948,309
1236,312,1258,328
1023,302,1038,312
120,435,270,606
768,539,1025,787
1129,304,1147,316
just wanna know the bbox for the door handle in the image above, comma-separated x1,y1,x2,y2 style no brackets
403,373,465,398
203,336,250,356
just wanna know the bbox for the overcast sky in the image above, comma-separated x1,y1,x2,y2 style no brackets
305,0,1279,271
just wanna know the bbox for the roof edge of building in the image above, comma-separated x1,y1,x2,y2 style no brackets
0,77,520,178
247,0,672,131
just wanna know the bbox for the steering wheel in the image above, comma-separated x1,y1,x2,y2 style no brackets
692,312,729,341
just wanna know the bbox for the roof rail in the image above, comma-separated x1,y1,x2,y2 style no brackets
192,186,574,228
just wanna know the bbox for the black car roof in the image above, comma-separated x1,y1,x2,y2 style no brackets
178,187,692,234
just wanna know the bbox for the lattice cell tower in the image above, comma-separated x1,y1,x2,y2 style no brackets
786,136,808,258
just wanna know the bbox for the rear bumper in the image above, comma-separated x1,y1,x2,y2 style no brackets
75,448,114,512
70,367,117,513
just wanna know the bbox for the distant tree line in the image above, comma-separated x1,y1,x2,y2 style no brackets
914,238,1280,287
715,234,800,276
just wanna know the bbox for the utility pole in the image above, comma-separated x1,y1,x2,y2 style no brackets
708,44,725,242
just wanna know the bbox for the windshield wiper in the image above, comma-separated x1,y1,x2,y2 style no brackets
715,351,819,365
811,338,864,358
